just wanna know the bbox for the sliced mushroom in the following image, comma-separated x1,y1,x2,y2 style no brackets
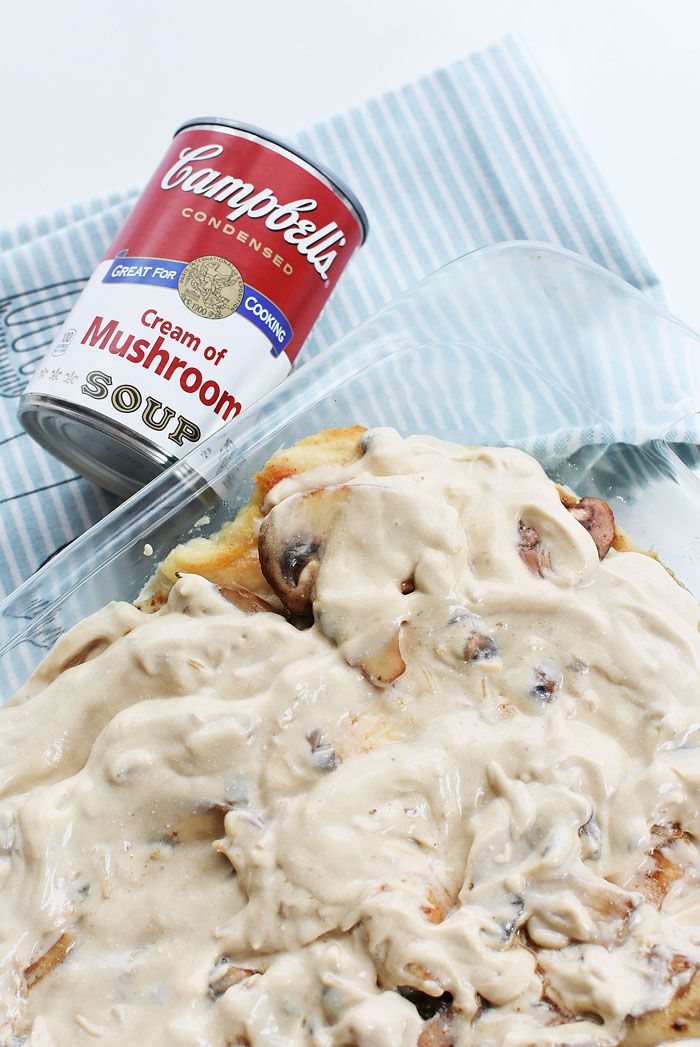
24,931,75,990
498,894,525,945
208,958,255,999
518,521,543,577
218,581,281,615
463,632,497,662
578,813,603,861
417,1012,455,1047
307,728,339,771
530,666,561,702
564,496,615,560
352,627,406,687
258,486,351,614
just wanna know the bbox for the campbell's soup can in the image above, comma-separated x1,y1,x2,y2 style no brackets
18,118,368,496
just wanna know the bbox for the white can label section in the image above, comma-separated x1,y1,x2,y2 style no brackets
29,262,291,455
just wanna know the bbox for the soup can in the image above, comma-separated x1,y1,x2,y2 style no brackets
18,118,368,496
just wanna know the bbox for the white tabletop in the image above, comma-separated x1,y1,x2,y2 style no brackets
3,0,699,328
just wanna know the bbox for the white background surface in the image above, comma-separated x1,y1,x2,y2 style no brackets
3,0,699,327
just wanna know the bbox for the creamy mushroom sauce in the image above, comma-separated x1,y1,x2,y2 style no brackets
2,428,700,1047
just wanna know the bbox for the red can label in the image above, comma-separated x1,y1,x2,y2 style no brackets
24,123,364,456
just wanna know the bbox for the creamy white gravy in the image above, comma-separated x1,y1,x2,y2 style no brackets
2,428,700,1047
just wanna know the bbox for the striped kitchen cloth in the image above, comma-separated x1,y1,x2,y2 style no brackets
0,35,668,596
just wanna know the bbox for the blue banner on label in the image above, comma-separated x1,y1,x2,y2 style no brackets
239,288,292,358
103,257,293,357
104,256,186,287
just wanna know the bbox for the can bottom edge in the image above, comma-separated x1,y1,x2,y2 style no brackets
18,394,175,499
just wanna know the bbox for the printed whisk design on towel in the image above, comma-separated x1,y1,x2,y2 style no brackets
0,279,87,397
3,595,63,650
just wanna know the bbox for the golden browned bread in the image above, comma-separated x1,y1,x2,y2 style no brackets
137,425,367,611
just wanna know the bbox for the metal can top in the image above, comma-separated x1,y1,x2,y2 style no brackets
175,117,369,245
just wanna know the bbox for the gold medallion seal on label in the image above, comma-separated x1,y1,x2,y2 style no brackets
178,255,245,319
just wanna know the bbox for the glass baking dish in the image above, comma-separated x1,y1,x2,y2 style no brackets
2,240,700,701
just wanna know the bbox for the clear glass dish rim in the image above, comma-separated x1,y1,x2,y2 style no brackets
2,238,699,663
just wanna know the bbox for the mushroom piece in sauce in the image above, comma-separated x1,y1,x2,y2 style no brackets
258,486,351,615
259,485,408,686
218,581,281,615
562,494,615,560
517,521,543,576
518,493,615,576
353,627,406,686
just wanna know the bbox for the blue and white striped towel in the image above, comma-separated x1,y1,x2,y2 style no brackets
0,35,668,596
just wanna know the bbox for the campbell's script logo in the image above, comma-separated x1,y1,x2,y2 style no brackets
161,144,349,281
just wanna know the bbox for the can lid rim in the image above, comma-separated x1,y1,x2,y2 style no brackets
18,392,172,497
174,117,369,243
